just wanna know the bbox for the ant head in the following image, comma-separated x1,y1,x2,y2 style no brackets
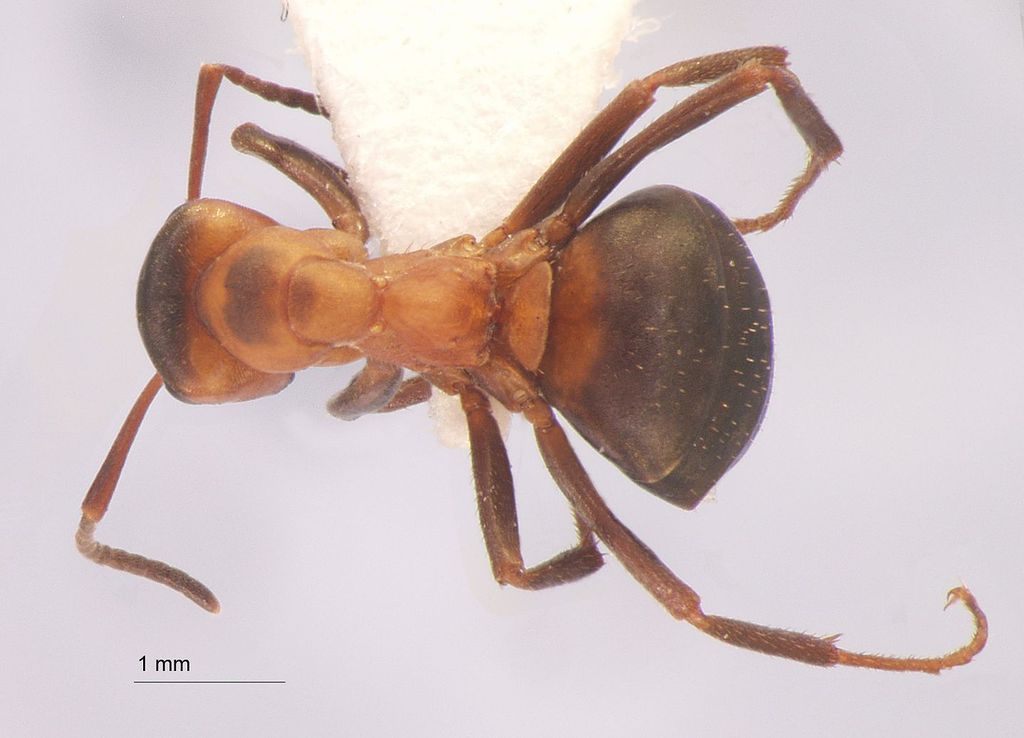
137,199,294,403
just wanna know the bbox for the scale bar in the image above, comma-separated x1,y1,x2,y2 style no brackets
134,680,286,684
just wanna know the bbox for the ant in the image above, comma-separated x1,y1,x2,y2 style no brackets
78,48,986,672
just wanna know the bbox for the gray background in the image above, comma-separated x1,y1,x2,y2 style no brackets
3,1,1022,735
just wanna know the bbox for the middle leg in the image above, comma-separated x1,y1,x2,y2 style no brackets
460,386,603,589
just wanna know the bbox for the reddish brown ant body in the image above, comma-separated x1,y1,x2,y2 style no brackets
78,49,986,672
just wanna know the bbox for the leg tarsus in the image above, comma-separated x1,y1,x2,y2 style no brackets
731,154,832,234
730,62,843,233
496,525,604,590
833,586,987,673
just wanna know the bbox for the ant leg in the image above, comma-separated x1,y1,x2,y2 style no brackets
487,48,818,242
479,48,838,246
524,399,986,672
230,123,369,242
335,371,454,420
327,361,404,420
542,53,842,244
375,376,433,413
76,374,220,612
460,387,603,589
189,64,325,200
